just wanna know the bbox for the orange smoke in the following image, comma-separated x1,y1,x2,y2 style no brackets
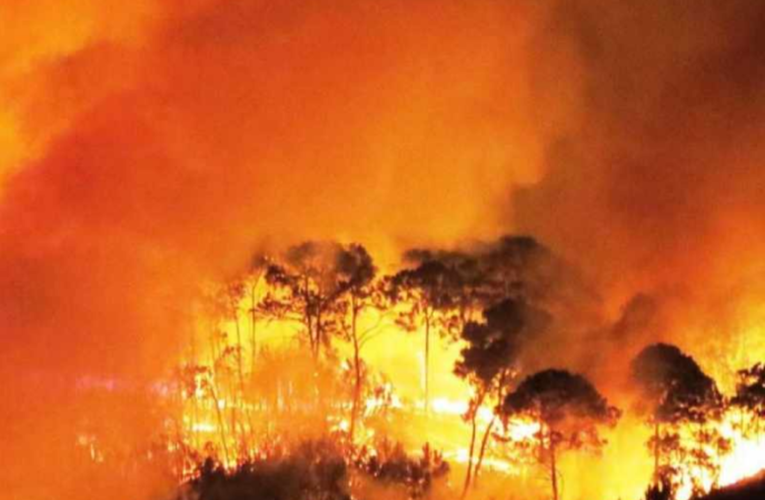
0,1,540,498
3,1,765,499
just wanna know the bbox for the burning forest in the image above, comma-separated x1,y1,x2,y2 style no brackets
3,1,765,500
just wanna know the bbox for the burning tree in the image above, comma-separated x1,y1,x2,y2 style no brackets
631,343,726,492
500,369,620,500
255,242,387,441
388,258,465,415
356,440,450,499
181,438,351,500
476,236,559,304
454,298,550,494
731,362,765,440
193,282,260,462
333,243,384,442
260,241,352,360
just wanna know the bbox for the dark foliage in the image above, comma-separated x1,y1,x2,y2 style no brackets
455,298,550,387
402,235,561,307
631,344,727,494
178,439,450,500
731,362,765,424
644,477,674,500
260,241,376,358
631,343,723,425
503,369,619,430
501,369,619,500
355,441,449,498
389,259,464,322
180,440,350,500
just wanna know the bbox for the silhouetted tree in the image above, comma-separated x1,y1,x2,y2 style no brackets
183,439,350,500
181,362,231,466
645,477,674,500
389,259,464,415
356,440,449,499
212,280,253,452
454,298,550,494
334,243,384,442
247,255,270,373
500,369,620,500
631,343,724,488
261,242,352,359
403,236,569,316
477,236,557,303
731,362,765,440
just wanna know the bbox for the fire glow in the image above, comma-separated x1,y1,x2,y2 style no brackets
3,2,765,500
79,250,765,500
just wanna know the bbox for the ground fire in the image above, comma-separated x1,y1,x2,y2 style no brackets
3,2,765,500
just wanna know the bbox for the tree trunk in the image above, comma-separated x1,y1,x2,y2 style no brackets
209,383,230,467
654,421,660,484
473,414,497,484
190,330,200,450
349,301,361,443
303,282,317,359
550,432,558,500
462,409,479,497
208,331,230,464
424,312,431,417
474,371,506,484
250,283,258,375
232,309,251,453
315,308,323,360
233,310,246,397
307,311,316,359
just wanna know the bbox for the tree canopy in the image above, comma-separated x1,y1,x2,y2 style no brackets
503,369,619,432
631,343,723,425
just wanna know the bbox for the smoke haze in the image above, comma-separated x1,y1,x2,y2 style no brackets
3,1,765,498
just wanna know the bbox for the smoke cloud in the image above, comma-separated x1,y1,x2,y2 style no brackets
3,1,765,498
517,0,765,309
0,1,538,498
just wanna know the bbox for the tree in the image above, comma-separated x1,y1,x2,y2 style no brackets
357,440,450,499
261,242,352,360
257,241,387,441
389,259,464,415
201,285,252,461
402,236,567,318
246,255,270,373
731,362,765,440
182,438,351,500
334,243,384,442
215,280,253,452
501,369,619,500
454,298,550,494
476,236,557,304
630,343,724,488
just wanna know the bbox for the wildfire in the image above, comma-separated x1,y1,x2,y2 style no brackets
716,418,765,487
64,243,765,500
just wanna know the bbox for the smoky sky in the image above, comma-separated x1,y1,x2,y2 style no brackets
2,1,765,498
517,0,765,305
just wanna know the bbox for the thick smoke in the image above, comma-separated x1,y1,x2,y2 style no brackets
515,0,765,383
0,1,538,498
517,0,765,304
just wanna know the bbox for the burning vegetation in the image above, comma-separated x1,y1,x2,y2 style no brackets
40,237,765,500
4,1,765,500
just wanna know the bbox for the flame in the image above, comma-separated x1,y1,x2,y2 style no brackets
166,301,765,500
